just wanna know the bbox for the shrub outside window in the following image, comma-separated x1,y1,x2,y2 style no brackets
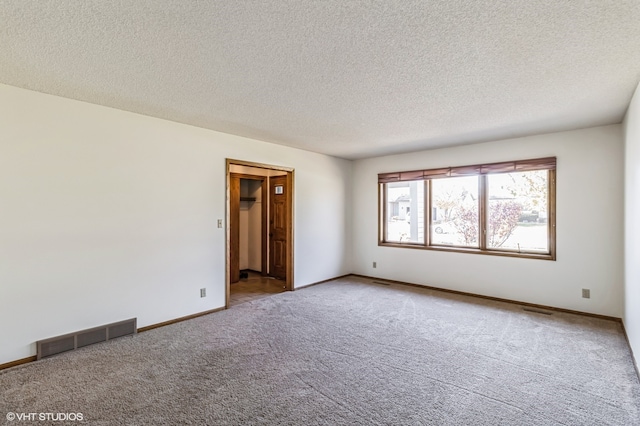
378,158,556,260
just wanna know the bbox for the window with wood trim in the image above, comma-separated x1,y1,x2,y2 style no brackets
379,157,556,260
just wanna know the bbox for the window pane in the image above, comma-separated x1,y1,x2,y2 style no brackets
385,181,424,243
431,176,479,247
487,171,548,252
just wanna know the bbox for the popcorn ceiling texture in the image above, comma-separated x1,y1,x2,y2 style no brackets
1,1,639,159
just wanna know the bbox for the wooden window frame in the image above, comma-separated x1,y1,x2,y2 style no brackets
378,157,556,260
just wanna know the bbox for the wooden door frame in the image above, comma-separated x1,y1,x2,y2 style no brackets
226,159,294,308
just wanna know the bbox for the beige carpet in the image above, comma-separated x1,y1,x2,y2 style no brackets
1,276,639,425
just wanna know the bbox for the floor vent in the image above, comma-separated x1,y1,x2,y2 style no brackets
523,307,553,315
371,280,391,286
37,318,137,360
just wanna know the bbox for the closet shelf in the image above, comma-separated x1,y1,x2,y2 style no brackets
240,197,257,202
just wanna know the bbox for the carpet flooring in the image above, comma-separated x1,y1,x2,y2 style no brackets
1,276,639,425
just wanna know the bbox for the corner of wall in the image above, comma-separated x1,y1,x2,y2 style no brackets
345,158,355,274
623,80,640,370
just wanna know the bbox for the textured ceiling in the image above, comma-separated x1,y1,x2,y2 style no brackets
1,1,640,159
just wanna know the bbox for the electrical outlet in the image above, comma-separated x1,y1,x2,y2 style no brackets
582,288,590,299
373,262,377,268
200,288,206,298
217,219,223,228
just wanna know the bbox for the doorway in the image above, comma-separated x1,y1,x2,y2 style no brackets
229,174,267,283
226,159,294,308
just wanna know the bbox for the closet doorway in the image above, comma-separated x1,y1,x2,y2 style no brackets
226,160,293,308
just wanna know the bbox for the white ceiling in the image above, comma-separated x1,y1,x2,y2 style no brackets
1,1,639,160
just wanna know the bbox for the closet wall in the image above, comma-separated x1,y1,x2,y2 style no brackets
239,179,263,272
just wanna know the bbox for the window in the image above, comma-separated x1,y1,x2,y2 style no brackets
431,176,479,248
383,180,424,244
486,171,549,253
379,157,556,260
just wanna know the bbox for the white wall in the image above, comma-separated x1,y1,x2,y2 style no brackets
624,81,640,368
239,205,250,270
247,180,263,272
0,84,352,364
238,179,262,272
352,125,624,317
